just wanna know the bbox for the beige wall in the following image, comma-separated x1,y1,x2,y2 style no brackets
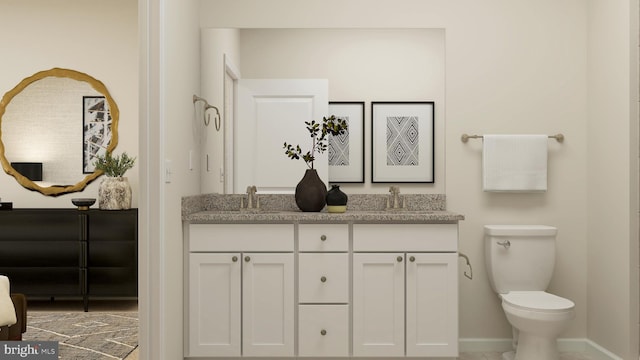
587,0,639,358
156,0,201,358
0,0,139,208
200,28,241,194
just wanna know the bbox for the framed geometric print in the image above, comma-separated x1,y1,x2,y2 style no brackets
328,101,365,183
371,101,434,183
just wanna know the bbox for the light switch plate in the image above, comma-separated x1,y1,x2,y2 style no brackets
165,159,172,183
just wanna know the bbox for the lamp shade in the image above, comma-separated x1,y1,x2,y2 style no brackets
11,162,43,181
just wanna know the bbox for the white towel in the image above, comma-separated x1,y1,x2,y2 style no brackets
482,134,548,192
0,275,16,327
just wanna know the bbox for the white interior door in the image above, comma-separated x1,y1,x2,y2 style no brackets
236,79,328,193
223,54,240,194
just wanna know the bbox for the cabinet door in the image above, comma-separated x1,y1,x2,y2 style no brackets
353,253,405,357
406,253,458,357
242,253,294,357
188,253,241,357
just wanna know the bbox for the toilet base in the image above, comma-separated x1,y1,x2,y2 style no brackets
502,351,515,360
511,332,559,360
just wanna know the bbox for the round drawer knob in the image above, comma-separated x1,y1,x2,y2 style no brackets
232,256,238,262
320,235,327,241
320,329,327,336
409,256,415,262
397,256,403,262
320,276,327,283
244,256,251,262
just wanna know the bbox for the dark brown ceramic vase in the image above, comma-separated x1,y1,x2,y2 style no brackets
295,169,327,212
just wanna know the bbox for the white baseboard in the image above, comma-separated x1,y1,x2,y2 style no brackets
582,339,624,360
459,338,623,360
459,338,513,353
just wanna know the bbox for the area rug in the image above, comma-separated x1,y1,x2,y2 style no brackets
22,311,138,360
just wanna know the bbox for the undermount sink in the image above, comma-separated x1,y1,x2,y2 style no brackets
208,209,280,214
360,209,437,214
238,208,276,214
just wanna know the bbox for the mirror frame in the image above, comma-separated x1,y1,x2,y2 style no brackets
0,68,119,196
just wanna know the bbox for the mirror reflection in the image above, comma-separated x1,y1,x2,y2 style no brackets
0,68,119,196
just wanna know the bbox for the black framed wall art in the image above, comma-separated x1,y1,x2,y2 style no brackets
371,101,434,183
328,101,365,183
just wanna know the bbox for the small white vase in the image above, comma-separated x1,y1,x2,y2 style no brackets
99,176,132,210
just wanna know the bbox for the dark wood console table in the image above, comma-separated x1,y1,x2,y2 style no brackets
0,208,138,311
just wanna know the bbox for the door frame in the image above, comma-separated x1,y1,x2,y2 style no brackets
223,54,240,194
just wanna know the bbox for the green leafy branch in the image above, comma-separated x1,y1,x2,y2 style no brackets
283,115,348,169
94,152,136,177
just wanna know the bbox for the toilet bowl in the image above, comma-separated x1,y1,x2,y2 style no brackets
484,225,575,360
500,291,574,360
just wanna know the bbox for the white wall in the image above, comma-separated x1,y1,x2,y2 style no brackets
0,0,139,208
200,29,240,194
139,0,203,358
587,0,639,358
156,0,202,358
199,0,590,343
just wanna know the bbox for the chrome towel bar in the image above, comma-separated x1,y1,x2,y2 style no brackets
461,133,564,143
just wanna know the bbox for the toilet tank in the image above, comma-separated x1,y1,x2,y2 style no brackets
484,225,557,294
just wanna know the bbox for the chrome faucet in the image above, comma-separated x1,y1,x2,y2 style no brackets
387,186,403,209
245,185,258,209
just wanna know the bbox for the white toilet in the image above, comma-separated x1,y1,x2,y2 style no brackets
484,225,575,360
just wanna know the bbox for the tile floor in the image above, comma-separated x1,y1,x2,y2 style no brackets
459,352,596,360
122,350,595,360
124,351,594,360
28,301,599,360
124,351,595,360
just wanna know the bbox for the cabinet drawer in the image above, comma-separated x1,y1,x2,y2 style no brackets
189,224,294,252
299,224,348,252
353,224,458,252
299,253,349,303
298,305,349,357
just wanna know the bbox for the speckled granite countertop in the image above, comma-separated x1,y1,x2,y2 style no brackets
182,193,464,223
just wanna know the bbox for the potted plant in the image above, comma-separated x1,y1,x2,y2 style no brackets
283,115,347,212
94,152,136,210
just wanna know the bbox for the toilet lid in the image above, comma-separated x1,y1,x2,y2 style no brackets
501,291,575,311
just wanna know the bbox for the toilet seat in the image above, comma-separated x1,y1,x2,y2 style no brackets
501,291,574,312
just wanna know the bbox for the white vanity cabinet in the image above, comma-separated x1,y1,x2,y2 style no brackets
185,221,459,359
187,224,295,358
352,224,459,357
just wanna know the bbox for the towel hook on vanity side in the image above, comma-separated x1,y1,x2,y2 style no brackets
458,252,473,280
193,95,221,131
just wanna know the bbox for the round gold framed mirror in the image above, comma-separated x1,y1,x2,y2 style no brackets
0,68,119,196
